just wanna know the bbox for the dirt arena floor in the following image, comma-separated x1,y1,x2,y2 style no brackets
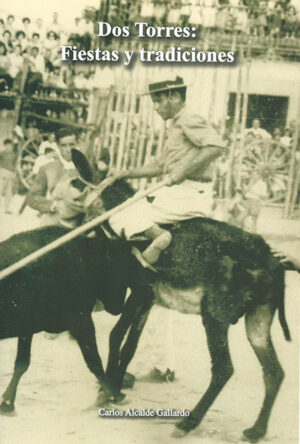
0,197,299,444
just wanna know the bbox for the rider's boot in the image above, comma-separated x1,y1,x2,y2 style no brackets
142,225,172,264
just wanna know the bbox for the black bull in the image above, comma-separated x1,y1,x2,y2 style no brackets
0,164,293,443
0,226,138,411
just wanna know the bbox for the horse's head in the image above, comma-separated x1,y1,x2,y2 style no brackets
70,149,135,222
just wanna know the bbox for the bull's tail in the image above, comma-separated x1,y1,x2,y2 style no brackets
277,273,291,341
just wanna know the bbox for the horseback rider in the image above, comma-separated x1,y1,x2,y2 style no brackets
109,76,227,267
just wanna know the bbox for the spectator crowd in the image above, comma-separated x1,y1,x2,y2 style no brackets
110,0,300,39
0,9,99,94
0,1,299,94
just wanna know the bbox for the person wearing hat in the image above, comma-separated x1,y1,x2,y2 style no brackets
109,76,226,267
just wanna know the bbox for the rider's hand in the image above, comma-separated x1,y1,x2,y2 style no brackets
167,172,185,186
107,169,126,180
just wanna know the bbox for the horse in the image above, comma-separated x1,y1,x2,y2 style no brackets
70,148,292,443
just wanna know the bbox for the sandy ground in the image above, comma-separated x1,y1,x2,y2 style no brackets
0,196,299,444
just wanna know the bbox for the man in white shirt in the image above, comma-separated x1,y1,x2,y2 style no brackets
27,127,83,227
25,46,45,94
46,12,62,38
9,45,23,80
280,128,292,148
78,17,94,50
245,118,271,140
32,18,46,42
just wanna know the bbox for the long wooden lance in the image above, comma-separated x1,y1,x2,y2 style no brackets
0,178,171,281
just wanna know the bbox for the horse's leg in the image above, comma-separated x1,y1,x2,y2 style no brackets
69,314,116,401
116,301,152,391
174,313,232,436
243,303,284,443
0,335,33,414
106,290,153,392
106,294,141,378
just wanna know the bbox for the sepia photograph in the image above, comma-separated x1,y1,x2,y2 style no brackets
0,1,299,443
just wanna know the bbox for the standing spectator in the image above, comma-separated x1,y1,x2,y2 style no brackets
32,18,45,42
14,30,27,52
235,2,249,34
31,33,42,51
216,3,229,33
202,0,219,35
38,133,57,155
167,0,182,25
47,12,62,38
27,127,83,227
285,5,297,38
32,146,57,176
140,0,155,21
23,44,33,57
256,0,268,37
73,71,87,89
272,2,284,37
229,0,240,26
248,10,257,36
272,127,282,142
266,0,276,34
44,31,59,58
245,118,271,139
25,46,45,94
5,15,16,38
43,48,55,73
8,44,23,88
0,138,17,214
77,17,94,50
153,0,168,25
0,42,12,90
280,127,292,148
21,17,32,39
0,19,5,36
190,0,203,29
70,17,81,42
227,188,261,232
180,0,192,26
244,130,256,146
25,119,40,139
43,46,62,74
48,66,66,88
2,30,13,53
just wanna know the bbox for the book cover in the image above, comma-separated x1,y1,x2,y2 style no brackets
0,1,299,443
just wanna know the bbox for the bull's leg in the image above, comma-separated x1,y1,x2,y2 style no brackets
243,303,284,443
173,313,232,436
0,336,33,414
69,314,116,401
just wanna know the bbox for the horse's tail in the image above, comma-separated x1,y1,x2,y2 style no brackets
277,272,291,341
